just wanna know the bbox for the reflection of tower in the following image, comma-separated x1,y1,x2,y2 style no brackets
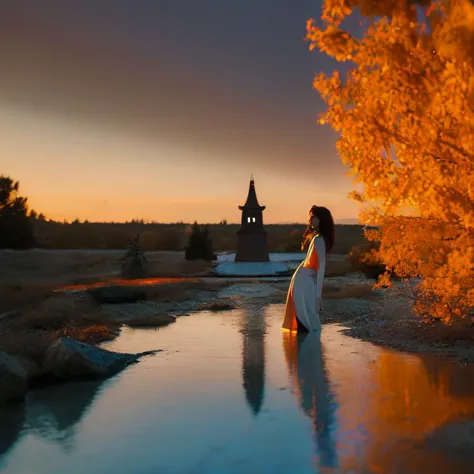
235,177,270,262
283,332,338,469
240,304,266,416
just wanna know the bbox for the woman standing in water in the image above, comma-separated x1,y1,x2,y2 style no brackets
282,206,335,332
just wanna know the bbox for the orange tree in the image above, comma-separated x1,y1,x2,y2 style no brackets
307,0,473,322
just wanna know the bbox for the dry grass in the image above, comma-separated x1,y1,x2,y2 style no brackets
0,250,215,313
58,324,120,344
0,284,55,315
0,250,122,287
7,295,109,331
0,330,52,361
0,294,120,360
0,250,211,287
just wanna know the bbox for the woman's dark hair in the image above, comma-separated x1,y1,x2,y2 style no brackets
301,205,335,253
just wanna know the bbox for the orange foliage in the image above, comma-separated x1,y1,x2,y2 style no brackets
58,325,117,344
308,0,474,322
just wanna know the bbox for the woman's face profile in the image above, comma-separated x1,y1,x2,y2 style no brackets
309,212,319,230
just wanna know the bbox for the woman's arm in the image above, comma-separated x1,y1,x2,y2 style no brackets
314,237,326,300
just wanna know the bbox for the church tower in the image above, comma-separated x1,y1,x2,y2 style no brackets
235,177,270,262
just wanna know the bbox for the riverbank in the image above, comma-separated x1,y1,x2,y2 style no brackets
2,276,474,366
262,278,474,364
1,274,473,406
0,279,235,405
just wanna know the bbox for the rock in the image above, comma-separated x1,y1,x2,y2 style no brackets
0,309,21,323
14,357,42,380
42,337,140,380
126,314,177,327
0,352,28,405
88,286,146,305
196,301,236,312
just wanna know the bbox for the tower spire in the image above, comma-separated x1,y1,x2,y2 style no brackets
239,176,265,211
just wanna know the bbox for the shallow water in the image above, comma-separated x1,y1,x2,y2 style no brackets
1,304,474,474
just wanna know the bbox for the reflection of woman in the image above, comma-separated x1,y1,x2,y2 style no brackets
282,206,335,332
283,331,338,468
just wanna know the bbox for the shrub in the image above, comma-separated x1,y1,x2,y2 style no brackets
185,222,214,261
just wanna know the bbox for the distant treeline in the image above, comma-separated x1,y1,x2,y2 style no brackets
32,220,365,254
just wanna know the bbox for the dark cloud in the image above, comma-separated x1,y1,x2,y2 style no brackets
0,0,360,185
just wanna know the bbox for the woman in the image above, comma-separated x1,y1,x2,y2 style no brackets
282,206,335,332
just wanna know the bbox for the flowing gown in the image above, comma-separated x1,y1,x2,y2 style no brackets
282,234,326,332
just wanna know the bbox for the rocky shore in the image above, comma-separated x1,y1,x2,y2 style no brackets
0,280,235,405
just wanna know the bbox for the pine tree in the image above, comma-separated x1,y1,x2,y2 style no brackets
0,176,36,249
185,222,214,261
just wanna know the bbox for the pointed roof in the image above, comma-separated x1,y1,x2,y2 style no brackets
239,178,265,211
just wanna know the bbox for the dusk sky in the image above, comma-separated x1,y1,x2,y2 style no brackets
0,0,363,224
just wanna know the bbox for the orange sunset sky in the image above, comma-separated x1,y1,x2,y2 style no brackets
0,0,363,224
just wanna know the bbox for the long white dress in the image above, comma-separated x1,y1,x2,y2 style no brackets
282,235,326,332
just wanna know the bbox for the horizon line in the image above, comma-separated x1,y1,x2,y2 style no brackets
36,218,362,225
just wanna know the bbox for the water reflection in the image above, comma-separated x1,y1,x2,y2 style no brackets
240,304,266,416
0,404,25,458
283,331,338,469
421,355,474,400
1,305,474,474
25,379,104,448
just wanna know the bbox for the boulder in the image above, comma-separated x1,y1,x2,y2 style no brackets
42,337,139,379
0,352,28,404
15,357,42,380
196,301,236,312
126,314,177,327
88,286,146,304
